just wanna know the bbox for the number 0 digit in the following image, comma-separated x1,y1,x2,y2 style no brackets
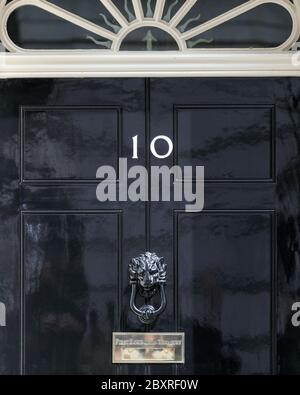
150,135,173,159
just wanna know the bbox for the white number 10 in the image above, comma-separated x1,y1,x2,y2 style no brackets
132,134,173,159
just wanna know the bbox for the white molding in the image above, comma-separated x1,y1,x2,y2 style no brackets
153,0,166,21
112,20,185,51
1,51,300,78
169,0,198,28
132,0,144,22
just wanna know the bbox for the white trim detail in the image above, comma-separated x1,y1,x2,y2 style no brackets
1,51,300,78
153,0,166,22
169,0,198,28
112,20,184,51
132,0,144,22
0,0,300,77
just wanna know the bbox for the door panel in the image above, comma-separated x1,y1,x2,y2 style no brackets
175,105,275,181
23,211,121,375
176,211,274,374
21,106,122,182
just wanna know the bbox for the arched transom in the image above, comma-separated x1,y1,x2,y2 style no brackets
0,0,300,52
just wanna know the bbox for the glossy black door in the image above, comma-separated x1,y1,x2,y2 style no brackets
0,79,147,375
0,78,300,375
149,78,300,375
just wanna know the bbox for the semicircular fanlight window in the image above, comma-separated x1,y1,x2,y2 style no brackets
3,0,298,51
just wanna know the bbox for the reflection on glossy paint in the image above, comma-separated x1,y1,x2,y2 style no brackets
24,213,119,374
0,303,6,327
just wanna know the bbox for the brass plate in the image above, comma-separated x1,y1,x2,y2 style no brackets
112,332,185,364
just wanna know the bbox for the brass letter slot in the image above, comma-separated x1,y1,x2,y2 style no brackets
112,332,185,364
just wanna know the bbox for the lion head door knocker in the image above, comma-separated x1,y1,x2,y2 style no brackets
129,252,167,325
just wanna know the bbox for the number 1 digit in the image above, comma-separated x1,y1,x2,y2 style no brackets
132,135,138,159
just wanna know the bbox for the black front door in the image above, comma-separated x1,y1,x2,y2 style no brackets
0,78,299,375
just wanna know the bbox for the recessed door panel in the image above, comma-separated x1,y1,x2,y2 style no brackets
176,211,274,374
23,212,121,375
22,106,122,182
175,105,275,181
